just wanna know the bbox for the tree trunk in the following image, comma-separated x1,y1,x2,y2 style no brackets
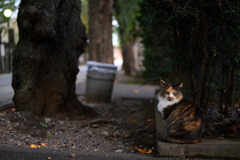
196,8,210,112
121,40,135,75
88,0,114,64
12,0,97,117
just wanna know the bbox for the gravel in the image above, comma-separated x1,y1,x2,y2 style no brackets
0,96,155,154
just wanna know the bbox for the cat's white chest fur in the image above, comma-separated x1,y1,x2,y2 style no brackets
157,95,180,117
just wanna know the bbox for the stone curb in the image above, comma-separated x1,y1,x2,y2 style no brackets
157,139,240,159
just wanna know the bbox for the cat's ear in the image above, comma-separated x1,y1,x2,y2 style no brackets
175,81,183,89
160,79,168,88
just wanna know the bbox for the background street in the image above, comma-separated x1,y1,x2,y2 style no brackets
0,65,158,106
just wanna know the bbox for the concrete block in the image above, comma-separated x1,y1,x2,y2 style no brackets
185,139,240,159
157,141,185,158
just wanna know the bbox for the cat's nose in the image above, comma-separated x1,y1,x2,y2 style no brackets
168,96,174,100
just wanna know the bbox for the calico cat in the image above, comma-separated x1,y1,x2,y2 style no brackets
157,80,204,144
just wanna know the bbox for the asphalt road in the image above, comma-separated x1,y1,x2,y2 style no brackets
0,65,157,106
0,147,178,160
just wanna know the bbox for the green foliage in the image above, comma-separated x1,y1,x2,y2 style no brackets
138,0,174,81
115,0,141,42
81,0,89,34
0,0,17,34
139,0,240,78
138,0,240,112
0,0,16,23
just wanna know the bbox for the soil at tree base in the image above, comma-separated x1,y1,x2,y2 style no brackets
0,95,156,155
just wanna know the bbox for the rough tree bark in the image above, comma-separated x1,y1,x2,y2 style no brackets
88,0,114,64
121,40,135,75
12,0,97,117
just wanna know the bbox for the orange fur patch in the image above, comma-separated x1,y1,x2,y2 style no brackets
167,86,173,91
184,117,201,131
161,80,165,84
195,118,201,129
175,139,199,144
189,140,199,144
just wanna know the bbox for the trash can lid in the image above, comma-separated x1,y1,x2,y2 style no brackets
86,61,117,69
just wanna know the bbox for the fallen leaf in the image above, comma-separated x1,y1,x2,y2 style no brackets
48,157,52,160
147,118,155,124
71,153,76,158
145,149,152,154
134,90,139,93
9,108,15,111
30,144,37,148
137,148,152,154
134,146,138,150
137,148,147,154
124,133,129,137
130,119,136,123
30,144,41,148
230,126,239,137
41,143,46,147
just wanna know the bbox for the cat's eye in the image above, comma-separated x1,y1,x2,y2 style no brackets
165,91,170,95
173,92,177,95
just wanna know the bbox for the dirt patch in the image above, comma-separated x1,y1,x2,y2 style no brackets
0,96,156,154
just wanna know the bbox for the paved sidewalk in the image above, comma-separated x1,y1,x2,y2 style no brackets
0,65,158,105
0,73,13,105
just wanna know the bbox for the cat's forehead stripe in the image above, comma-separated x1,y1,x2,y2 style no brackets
166,86,176,92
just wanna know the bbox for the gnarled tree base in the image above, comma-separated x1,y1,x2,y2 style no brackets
12,0,97,118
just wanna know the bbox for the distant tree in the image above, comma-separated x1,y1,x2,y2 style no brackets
81,0,89,34
12,0,97,117
88,0,114,64
115,0,140,75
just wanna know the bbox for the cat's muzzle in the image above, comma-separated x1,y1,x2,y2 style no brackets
167,96,174,101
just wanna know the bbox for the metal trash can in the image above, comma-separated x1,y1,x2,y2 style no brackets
85,61,117,102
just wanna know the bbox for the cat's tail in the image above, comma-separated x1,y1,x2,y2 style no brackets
158,131,199,144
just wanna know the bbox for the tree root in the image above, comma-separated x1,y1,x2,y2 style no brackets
80,118,117,128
